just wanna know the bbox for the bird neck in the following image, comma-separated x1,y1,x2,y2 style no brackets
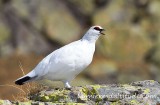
82,32,99,43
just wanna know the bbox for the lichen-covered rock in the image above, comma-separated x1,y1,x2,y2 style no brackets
0,80,160,105
0,100,12,105
12,0,81,44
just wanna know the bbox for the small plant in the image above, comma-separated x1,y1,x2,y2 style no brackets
13,82,45,101
0,61,45,102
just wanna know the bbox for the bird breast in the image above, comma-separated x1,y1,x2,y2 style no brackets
73,42,95,70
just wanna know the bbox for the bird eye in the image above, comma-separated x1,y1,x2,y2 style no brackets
94,27,101,31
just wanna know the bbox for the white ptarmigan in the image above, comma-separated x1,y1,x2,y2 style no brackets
15,26,105,88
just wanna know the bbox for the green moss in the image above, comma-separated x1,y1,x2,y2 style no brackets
37,89,72,102
0,100,4,104
38,103,45,105
66,103,85,105
78,87,88,101
88,85,103,103
17,102,32,105
95,98,102,103
111,101,122,105
150,80,155,83
79,86,103,102
51,94,64,102
88,85,101,95
0,100,12,105
143,88,150,94
130,100,140,104
81,87,88,95
44,96,50,101
41,95,50,102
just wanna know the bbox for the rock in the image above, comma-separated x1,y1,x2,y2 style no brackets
84,60,118,84
131,80,160,87
12,0,81,44
0,80,160,104
0,17,12,56
149,0,160,18
144,34,160,80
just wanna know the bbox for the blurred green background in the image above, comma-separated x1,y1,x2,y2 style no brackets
0,0,160,100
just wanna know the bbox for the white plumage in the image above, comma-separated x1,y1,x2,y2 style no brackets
15,26,105,88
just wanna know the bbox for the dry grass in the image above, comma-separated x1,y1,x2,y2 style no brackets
12,82,45,101
12,61,45,101
0,54,45,101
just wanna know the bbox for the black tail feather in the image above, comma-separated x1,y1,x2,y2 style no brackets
15,76,31,85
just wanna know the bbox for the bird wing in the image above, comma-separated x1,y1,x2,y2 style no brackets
32,40,81,78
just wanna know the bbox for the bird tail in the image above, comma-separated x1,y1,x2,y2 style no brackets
15,76,31,85
15,71,37,85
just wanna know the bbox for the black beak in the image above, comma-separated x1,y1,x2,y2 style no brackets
100,29,105,35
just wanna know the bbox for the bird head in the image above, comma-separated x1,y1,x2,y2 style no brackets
89,26,105,35
82,25,105,42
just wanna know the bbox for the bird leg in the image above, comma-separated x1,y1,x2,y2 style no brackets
64,81,71,89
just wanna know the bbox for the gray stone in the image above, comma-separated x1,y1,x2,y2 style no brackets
1,80,160,104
